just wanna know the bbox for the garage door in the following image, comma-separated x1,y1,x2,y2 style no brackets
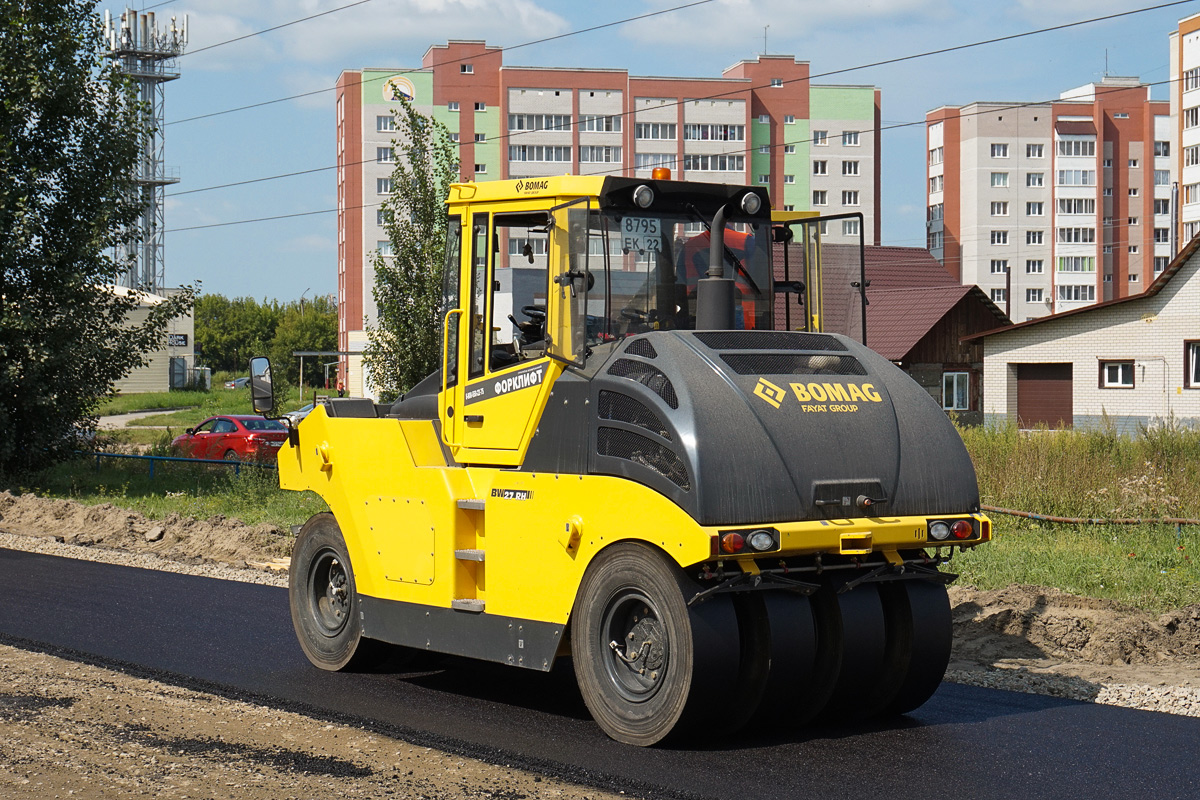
1016,363,1072,429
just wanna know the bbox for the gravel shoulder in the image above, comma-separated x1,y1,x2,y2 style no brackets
0,490,1198,798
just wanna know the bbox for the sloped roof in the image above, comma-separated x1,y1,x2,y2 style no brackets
862,246,958,289
865,284,1007,360
964,233,1200,341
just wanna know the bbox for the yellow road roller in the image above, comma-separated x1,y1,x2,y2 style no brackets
250,172,990,746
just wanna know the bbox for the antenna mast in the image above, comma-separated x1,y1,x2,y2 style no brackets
103,8,188,295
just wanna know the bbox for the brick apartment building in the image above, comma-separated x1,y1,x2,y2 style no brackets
336,40,881,394
926,77,1171,323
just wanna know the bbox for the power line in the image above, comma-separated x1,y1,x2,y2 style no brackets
165,1,1194,230
180,0,376,59
168,0,716,126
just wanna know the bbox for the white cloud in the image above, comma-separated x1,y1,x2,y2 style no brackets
1010,0,1137,23
620,0,949,52
160,0,568,70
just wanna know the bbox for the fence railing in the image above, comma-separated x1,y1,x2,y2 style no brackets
84,451,276,478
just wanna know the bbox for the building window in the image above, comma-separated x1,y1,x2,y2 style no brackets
1057,284,1096,302
376,178,393,194
633,153,676,170
377,240,393,256
1026,143,1044,158
783,174,795,184
842,130,859,146
376,115,396,132
1155,170,1170,186
1154,256,1169,273
635,122,675,139
1026,259,1044,274
990,288,1007,303
474,163,487,174
990,172,1009,187
842,219,860,236
813,130,827,145
1103,188,1113,196
1026,288,1043,303
475,133,486,142
990,230,1008,245
1128,216,1139,226
991,201,1009,216
1056,170,1096,186
1027,201,1044,216
1058,198,1095,215
758,174,770,184
1129,187,1139,197
757,114,770,124
842,190,859,206
1114,112,1129,119
942,372,969,411
1187,342,1200,388
842,160,860,176
448,101,460,112
784,204,795,211
991,143,1008,158
928,203,944,221
784,115,796,124
1154,228,1169,243
449,133,460,142
1027,172,1044,187
460,63,473,74
682,154,745,171
1154,199,1170,216
928,230,944,249
1129,273,1140,281
1103,159,1113,168
474,102,486,111
1186,146,1200,167
508,145,571,162
1186,107,1200,129
929,174,944,193
1057,256,1095,272
1128,245,1139,254
770,78,783,87
813,190,827,206
813,160,827,175
1057,139,1096,157
990,259,1008,274
1057,227,1096,244
579,114,621,132
929,146,943,165
579,146,622,163
376,147,395,163
758,145,770,154
1186,68,1200,91
1026,230,1043,245
1101,361,1134,389
1186,184,1200,205
377,209,389,226
784,144,796,154
1128,158,1139,168
683,123,745,141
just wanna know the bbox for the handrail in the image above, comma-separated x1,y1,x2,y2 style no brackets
83,451,276,478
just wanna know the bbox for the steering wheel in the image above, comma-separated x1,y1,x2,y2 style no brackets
509,304,547,346
521,305,547,321
620,307,648,323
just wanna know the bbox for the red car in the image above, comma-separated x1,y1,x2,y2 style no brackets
171,415,288,461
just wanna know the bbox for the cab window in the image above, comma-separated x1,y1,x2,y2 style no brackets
489,212,551,371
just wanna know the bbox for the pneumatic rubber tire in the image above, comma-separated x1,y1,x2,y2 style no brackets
223,449,239,461
571,543,739,746
289,512,376,671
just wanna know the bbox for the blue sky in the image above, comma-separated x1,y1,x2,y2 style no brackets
108,0,1199,301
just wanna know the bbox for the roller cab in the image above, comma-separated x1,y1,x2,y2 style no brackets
256,172,990,746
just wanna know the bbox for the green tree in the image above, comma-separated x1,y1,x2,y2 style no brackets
268,294,337,388
194,294,280,374
364,96,459,400
0,1,192,478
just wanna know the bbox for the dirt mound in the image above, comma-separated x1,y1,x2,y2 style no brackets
950,584,1200,667
0,491,292,567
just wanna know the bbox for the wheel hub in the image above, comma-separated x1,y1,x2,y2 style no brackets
603,595,669,703
310,550,350,636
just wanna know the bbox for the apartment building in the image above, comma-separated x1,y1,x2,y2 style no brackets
1171,14,1200,244
926,77,1171,323
336,41,881,393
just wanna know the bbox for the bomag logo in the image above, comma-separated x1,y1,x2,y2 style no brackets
753,378,882,413
515,178,550,194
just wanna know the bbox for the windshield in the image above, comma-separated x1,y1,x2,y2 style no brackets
242,418,286,431
584,210,772,339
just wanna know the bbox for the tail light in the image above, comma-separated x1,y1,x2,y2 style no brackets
951,520,974,539
720,532,745,554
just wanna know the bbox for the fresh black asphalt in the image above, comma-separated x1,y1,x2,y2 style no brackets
1,547,1197,799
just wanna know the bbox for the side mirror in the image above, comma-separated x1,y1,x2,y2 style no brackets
249,356,274,415
185,428,194,436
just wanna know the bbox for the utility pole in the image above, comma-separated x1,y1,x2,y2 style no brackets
104,8,187,295
763,24,769,56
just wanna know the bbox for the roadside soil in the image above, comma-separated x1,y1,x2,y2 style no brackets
0,489,1198,798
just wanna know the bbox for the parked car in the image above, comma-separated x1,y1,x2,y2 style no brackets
281,403,315,425
171,415,288,461
224,376,250,389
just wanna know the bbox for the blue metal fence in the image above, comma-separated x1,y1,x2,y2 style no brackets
85,451,277,478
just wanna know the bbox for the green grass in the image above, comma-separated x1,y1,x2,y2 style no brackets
955,421,1200,612
29,456,327,530
102,385,314,428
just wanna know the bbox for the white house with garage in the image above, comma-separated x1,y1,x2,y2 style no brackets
966,237,1200,432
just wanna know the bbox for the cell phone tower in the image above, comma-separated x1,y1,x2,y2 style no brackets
103,8,188,295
